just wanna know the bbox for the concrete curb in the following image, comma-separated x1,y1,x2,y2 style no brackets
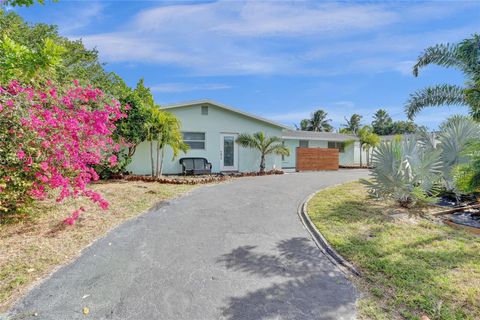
297,191,361,277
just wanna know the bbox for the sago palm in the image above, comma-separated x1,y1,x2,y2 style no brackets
236,132,289,173
405,34,480,120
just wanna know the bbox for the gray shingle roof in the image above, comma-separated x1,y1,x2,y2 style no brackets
282,130,357,141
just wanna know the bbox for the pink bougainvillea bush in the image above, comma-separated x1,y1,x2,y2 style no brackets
0,81,126,224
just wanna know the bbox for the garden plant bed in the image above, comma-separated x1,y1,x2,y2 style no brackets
307,181,480,320
122,169,284,185
427,200,480,235
0,180,195,312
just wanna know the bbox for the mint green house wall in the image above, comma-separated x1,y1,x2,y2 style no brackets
126,101,367,175
127,103,285,174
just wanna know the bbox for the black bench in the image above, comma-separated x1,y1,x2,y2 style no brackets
179,157,212,175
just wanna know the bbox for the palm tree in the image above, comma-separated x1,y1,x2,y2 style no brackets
357,126,380,167
155,112,189,177
236,132,290,173
145,109,159,177
298,109,333,132
405,34,480,120
371,109,393,135
342,113,362,134
296,119,309,131
145,108,189,177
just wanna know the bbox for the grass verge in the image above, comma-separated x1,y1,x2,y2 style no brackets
307,181,480,320
0,180,195,312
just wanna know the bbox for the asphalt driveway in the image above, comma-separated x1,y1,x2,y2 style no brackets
10,170,369,320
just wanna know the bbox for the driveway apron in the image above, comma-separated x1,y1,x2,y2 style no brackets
10,170,369,320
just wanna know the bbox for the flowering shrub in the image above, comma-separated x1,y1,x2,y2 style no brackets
0,81,126,224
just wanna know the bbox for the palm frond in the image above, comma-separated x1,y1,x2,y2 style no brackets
413,43,463,77
265,142,290,156
236,133,260,149
437,115,480,190
365,137,442,207
405,84,466,120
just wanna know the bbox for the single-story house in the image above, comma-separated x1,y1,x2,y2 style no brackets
127,100,368,175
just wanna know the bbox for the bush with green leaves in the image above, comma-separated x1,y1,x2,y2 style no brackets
453,141,480,193
363,136,442,207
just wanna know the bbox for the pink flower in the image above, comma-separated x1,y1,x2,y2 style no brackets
17,150,25,160
40,162,49,171
109,155,117,167
63,217,75,225
1,80,125,224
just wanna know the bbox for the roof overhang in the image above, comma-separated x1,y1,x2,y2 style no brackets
281,131,358,142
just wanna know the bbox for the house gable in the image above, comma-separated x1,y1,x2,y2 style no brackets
163,100,291,131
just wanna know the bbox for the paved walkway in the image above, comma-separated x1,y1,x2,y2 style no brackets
10,170,369,320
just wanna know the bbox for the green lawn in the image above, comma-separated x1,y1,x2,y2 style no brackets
307,181,480,320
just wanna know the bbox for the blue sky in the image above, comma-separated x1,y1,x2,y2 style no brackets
14,0,480,130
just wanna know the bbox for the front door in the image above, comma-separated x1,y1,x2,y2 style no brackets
220,133,238,171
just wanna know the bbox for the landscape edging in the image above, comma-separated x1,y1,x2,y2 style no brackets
298,190,361,277
120,169,285,185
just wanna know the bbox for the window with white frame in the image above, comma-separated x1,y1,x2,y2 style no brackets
182,132,206,149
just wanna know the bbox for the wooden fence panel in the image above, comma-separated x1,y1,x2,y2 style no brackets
296,148,339,171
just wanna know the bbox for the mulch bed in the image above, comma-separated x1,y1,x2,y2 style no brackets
339,165,371,169
121,169,284,185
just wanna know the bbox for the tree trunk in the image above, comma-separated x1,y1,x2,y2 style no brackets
260,154,266,173
159,147,165,177
359,143,363,168
365,147,370,167
155,141,161,178
150,140,155,177
128,145,137,158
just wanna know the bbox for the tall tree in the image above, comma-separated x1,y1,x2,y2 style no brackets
145,108,188,177
155,112,189,177
115,79,152,158
390,121,417,135
372,109,393,135
236,132,289,173
0,35,66,84
298,109,333,132
342,113,362,134
405,34,480,120
0,9,128,97
296,119,309,131
357,126,380,167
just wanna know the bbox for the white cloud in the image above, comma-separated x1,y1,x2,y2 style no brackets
150,83,231,93
71,1,479,76
132,1,397,37
56,2,104,33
